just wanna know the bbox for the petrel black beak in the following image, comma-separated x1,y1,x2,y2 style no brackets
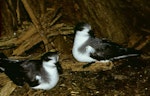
88,30,95,37
55,62,63,74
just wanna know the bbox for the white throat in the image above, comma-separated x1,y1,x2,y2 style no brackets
73,31,90,48
72,31,96,62
32,61,59,90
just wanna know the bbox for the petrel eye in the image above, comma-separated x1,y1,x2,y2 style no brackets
44,57,52,61
78,27,84,31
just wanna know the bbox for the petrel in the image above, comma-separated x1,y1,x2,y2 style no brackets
72,22,141,68
0,52,62,90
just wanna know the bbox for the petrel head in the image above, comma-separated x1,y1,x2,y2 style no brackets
41,52,59,67
41,51,63,74
74,22,95,37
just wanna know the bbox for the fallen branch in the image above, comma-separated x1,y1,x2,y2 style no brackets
0,38,17,49
21,0,49,52
61,60,114,72
0,24,73,55
0,81,16,96
136,36,150,50
1,2,72,55
49,13,62,26
13,33,42,55
14,25,36,45
10,1,64,55
12,24,73,55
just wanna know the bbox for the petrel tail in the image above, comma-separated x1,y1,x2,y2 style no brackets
110,48,141,61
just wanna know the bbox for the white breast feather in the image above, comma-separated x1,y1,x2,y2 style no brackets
72,31,97,62
32,61,59,90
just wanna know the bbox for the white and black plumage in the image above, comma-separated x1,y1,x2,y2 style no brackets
0,52,62,90
72,22,141,68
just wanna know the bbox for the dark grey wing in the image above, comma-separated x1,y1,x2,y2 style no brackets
20,60,41,87
89,38,140,61
1,60,27,86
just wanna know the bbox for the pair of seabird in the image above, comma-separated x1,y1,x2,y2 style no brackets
72,22,141,67
0,52,62,90
0,22,141,90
